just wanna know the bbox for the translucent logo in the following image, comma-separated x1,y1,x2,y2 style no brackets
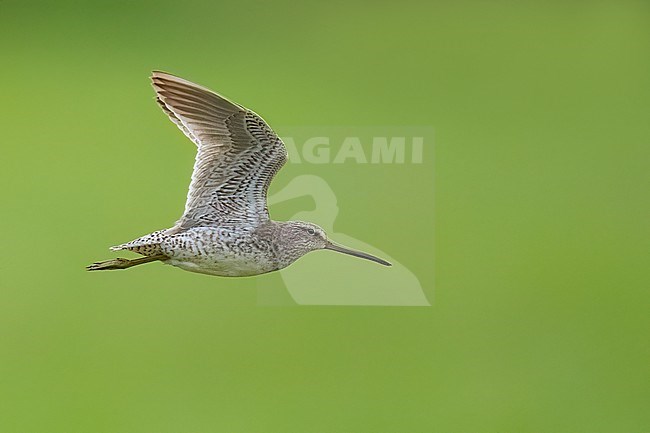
276,126,429,165
256,126,432,306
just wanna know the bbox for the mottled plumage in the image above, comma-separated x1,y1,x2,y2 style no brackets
88,72,390,276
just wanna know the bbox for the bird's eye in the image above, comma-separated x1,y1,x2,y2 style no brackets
307,228,316,235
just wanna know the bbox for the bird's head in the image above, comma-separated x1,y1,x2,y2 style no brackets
280,221,328,253
277,221,391,268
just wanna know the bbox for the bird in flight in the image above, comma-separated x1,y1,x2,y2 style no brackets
87,72,391,277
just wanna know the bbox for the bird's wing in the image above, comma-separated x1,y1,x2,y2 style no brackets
151,71,287,229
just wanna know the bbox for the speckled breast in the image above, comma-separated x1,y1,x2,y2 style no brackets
159,226,279,277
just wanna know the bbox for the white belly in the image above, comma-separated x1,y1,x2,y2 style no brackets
165,255,276,277
160,226,278,277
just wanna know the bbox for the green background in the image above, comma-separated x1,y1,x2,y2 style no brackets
1,1,648,431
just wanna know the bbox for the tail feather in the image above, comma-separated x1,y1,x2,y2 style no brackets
109,230,167,256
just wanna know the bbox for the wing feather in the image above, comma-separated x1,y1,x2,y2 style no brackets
151,71,287,229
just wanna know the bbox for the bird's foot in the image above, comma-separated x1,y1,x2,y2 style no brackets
86,258,133,271
86,254,166,271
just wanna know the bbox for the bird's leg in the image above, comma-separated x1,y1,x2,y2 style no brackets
86,255,166,271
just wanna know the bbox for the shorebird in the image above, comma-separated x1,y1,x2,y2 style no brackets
87,71,390,277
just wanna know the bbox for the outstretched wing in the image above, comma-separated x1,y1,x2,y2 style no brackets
151,71,287,229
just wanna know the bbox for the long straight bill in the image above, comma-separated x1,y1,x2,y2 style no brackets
325,242,392,266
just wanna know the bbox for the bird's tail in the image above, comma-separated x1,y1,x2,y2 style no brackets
109,230,167,256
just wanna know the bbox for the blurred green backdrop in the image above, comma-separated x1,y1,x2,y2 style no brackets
1,1,648,432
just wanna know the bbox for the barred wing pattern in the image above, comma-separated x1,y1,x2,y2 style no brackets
151,71,287,229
